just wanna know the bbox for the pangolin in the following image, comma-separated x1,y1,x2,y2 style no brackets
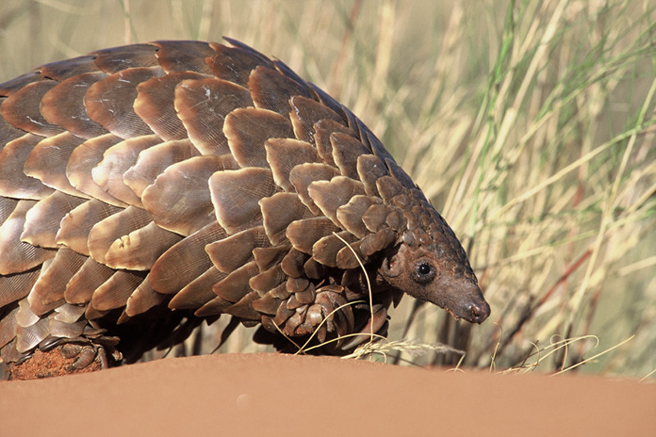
0,38,490,378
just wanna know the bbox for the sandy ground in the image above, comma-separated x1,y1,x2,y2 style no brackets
1,353,654,436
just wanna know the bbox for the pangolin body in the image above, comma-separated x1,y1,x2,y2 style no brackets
0,39,489,376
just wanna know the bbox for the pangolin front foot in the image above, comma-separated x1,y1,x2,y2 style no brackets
5,341,120,380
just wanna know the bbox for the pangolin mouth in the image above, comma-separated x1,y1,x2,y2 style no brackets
445,307,460,321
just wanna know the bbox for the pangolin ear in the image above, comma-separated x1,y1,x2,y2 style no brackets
381,244,405,278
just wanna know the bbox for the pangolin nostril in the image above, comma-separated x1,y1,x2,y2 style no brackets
470,302,491,323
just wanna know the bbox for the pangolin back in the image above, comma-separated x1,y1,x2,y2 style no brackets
0,39,490,373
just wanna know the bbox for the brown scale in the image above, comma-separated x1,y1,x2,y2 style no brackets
0,38,490,379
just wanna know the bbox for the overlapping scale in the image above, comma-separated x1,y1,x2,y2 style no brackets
289,96,343,143
0,269,39,308
260,192,313,245
123,138,201,198
90,43,160,73
174,78,252,155
56,199,123,255
288,162,340,214
124,277,167,318
64,257,114,304
26,248,87,315
335,195,382,238
103,221,182,271
66,134,128,206
24,132,88,197
0,135,55,199
208,41,273,86
314,119,357,166
1,81,64,136
134,71,210,141
91,135,162,207
90,270,147,312
286,217,339,255
248,66,312,116
85,67,165,139
142,155,236,236
149,221,226,294
212,261,260,303
151,41,215,74
266,138,320,191
37,55,99,80
40,72,109,139
87,206,152,264
209,167,277,234
21,191,86,248
168,267,226,311
0,308,18,349
0,200,56,275
224,107,294,168
206,226,270,274
308,176,366,226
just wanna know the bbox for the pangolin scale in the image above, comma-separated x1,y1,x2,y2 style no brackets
0,38,490,378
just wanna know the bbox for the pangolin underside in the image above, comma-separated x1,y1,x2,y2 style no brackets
0,38,490,378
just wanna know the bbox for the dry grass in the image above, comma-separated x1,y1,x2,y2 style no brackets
2,0,654,378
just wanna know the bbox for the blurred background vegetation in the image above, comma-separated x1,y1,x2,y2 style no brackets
1,0,654,378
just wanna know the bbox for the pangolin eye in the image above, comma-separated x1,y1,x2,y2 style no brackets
413,260,436,284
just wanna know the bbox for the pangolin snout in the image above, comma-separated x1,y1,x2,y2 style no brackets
430,273,491,324
467,301,491,324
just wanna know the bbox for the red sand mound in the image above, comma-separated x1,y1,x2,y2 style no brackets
1,353,654,436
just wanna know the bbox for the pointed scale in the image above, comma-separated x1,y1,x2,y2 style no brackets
174,77,253,156
66,133,128,206
24,132,88,197
85,67,165,139
0,134,55,200
142,155,237,236
27,248,87,315
40,72,109,139
123,138,201,198
21,191,87,248
134,71,210,141
0,200,56,275
91,135,162,207
149,221,227,294
265,138,321,191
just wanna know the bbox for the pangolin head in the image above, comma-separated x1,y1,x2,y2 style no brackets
377,189,490,324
